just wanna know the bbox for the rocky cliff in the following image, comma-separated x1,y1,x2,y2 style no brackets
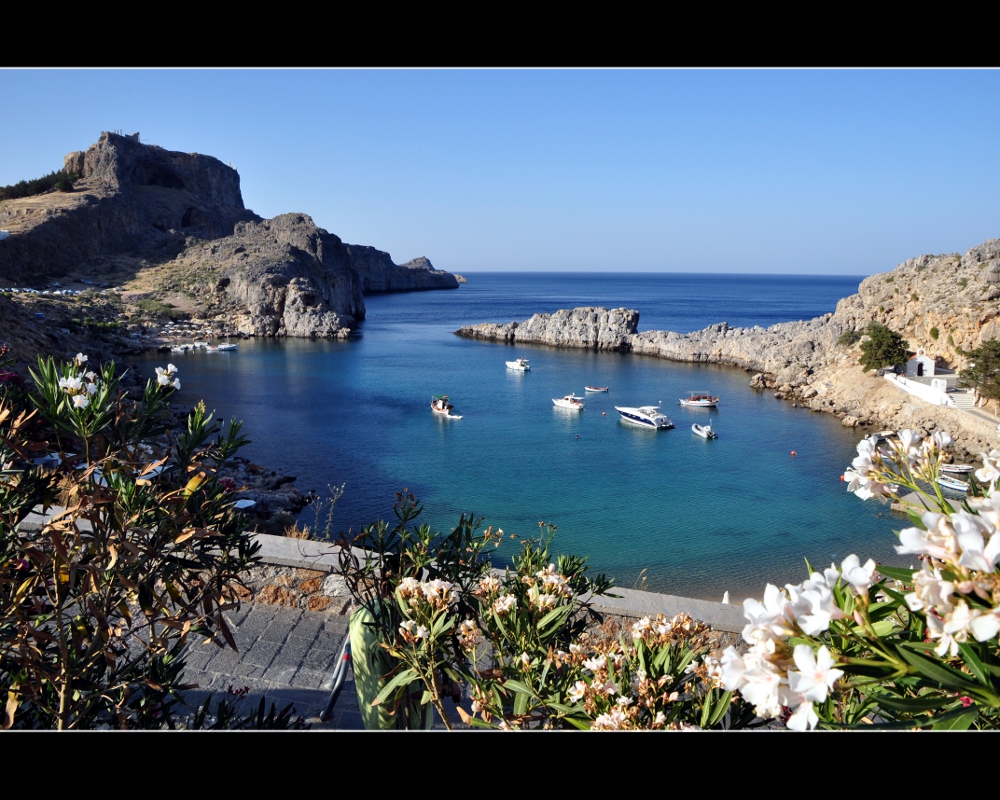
0,132,461,338
455,236,1000,459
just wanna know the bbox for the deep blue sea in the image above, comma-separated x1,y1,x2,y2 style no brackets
137,273,912,600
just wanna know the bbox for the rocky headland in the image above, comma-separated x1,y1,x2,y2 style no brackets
456,238,1000,461
0,131,462,348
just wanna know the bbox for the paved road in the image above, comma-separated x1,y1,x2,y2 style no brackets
180,603,363,730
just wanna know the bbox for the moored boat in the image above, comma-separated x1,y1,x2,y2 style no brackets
207,343,239,352
585,385,609,393
941,463,975,474
506,358,530,371
692,423,717,439
679,391,719,408
615,405,674,430
553,394,585,410
431,395,462,419
938,474,969,493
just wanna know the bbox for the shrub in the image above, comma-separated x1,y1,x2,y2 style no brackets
958,339,1000,414
930,326,940,339
859,323,908,373
911,293,919,302
337,494,746,730
135,299,187,320
838,329,863,346
0,351,298,729
959,278,969,288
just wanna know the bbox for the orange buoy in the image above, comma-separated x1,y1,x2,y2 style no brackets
602,412,606,416
840,474,844,481
791,451,797,456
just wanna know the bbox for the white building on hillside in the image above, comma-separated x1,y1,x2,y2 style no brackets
905,348,937,378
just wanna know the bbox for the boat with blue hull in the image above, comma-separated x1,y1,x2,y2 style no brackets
614,405,674,430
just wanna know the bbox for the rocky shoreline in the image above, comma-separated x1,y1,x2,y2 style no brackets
456,237,1000,462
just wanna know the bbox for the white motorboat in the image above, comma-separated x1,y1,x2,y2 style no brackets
938,474,969,493
431,395,463,419
207,343,239,352
692,423,717,439
679,391,719,408
553,394,585,410
941,463,975,474
615,405,674,430
585,385,609,393
506,358,530,372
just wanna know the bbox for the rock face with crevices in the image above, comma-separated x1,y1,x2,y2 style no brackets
457,307,639,351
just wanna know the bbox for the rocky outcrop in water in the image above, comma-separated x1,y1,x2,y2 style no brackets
457,307,639,351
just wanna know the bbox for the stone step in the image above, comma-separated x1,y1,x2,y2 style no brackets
950,392,976,409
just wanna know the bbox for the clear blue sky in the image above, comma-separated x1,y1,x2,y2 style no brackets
3,69,998,275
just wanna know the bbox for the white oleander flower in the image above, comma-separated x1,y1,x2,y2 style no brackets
925,600,975,657
583,655,606,673
954,514,1000,573
786,699,819,732
840,554,877,594
568,681,588,702
787,644,842,704
415,625,430,640
72,394,90,409
896,513,959,562
592,709,627,730
75,353,88,364
905,561,955,613
976,451,1000,490
492,594,516,615
970,607,1000,642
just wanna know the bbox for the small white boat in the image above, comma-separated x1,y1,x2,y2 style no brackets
679,391,719,408
431,395,462,419
938,474,969,493
941,463,975,474
207,343,239,352
553,394,585,410
615,405,674,430
506,358,530,372
692,423,717,439
170,344,192,353
585,385,609,393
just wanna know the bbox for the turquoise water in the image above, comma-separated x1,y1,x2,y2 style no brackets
137,273,911,600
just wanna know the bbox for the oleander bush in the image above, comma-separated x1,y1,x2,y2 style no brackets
0,349,301,729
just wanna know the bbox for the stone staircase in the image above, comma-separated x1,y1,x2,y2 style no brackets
949,390,976,410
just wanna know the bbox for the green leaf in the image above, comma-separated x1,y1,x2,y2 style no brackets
876,564,916,583
957,642,993,689
932,707,978,730
873,692,957,713
504,679,535,697
537,606,569,631
896,646,981,693
374,667,419,705
708,691,734,727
